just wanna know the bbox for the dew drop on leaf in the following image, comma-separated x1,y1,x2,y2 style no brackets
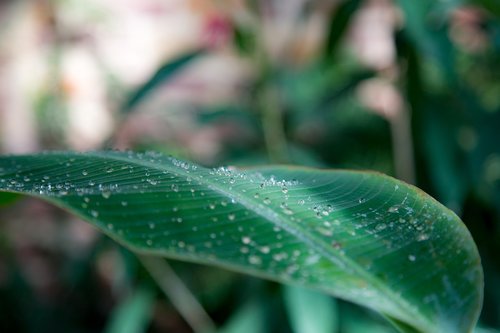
388,205,400,213
248,255,262,265
241,236,251,244
259,246,270,254
417,234,430,241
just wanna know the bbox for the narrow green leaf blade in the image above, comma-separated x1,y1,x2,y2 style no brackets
104,286,155,333
284,286,338,333
123,51,202,113
0,151,483,333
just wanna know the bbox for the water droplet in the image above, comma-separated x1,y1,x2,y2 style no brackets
176,217,183,223
90,210,99,218
259,246,270,254
147,178,158,185
121,201,128,206
281,186,288,194
229,177,235,184
221,200,228,207
82,170,88,176
388,205,400,213
298,199,305,205
171,184,179,192
263,197,271,205
208,203,215,210
248,255,262,265
417,234,429,241
241,236,251,244
408,254,416,262
149,223,155,229
273,252,287,261
107,223,114,230
101,190,111,199
146,239,153,246
254,193,260,199
332,241,342,249
376,223,387,231
228,214,235,221
106,167,114,173
282,206,293,215
316,227,333,236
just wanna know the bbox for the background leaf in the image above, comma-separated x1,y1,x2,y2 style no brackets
284,285,338,333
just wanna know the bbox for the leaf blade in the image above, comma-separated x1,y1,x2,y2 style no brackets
0,151,483,333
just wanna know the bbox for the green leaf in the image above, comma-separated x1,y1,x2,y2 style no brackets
324,0,364,61
0,151,483,333
0,192,20,207
123,51,202,113
219,300,265,333
284,285,338,333
104,285,155,333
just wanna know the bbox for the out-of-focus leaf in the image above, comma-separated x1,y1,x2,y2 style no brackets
474,327,500,333
473,0,500,17
340,302,397,333
123,51,203,113
0,151,483,333
324,0,363,60
233,24,256,55
104,285,155,333
420,103,468,212
0,192,20,207
396,0,456,83
284,285,338,333
219,301,264,333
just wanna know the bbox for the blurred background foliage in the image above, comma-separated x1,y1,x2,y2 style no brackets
0,0,499,332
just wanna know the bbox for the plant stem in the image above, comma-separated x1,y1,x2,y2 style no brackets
389,106,415,184
139,255,216,333
259,81,289,164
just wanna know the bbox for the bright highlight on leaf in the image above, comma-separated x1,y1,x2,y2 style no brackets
0,151,483,333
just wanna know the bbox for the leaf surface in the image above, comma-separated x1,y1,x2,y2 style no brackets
0,151,483,333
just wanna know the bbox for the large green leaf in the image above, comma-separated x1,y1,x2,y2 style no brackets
0,151,482,333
